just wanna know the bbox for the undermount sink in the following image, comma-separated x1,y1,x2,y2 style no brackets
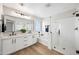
9,32,16,36
9,33,16,36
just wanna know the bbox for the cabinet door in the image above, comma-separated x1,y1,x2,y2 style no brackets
23,35,37,48
33,35,37,44
2,39,14,54
15,37,24,51
27,35,33,46
23,36,28,48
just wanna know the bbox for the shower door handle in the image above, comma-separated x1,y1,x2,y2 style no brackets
58,30,60,35
50,32,52,34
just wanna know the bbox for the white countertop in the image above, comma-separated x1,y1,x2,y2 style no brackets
0,32,33,39
0,32,39,40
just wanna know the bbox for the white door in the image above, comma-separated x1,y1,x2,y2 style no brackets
2,39,15,54
15,37,24,51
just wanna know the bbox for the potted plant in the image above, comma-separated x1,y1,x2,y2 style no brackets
20,29,26,33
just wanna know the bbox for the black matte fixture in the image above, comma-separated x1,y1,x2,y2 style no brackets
73,11,78,15
72,9,79,17
2,16,6,32
76,50,79,54
75,27,78,30
45,25,49,32
76,13,79,17
58,29,60,35
2,19,5,32
20,13,24,16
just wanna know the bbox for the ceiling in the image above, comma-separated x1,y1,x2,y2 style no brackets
3,3,79,18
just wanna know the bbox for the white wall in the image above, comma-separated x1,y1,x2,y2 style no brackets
34,17,41,32
42,18,50,32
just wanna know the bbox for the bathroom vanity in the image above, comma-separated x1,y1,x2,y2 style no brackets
0,33,38,55
0,14,38,55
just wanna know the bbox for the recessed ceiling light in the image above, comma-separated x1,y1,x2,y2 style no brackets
45,3,51,7
19,3,24,6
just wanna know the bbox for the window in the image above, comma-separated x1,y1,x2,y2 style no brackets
34,17,41,32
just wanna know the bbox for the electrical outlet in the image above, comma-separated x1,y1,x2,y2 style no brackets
63,48,66,50
54,46,56,48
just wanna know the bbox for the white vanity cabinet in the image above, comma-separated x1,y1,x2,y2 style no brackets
2,37,24,54
23,35,36,47
1,34,37,55
23,35,37,48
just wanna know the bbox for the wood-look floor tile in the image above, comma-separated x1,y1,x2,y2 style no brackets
14,43,63,55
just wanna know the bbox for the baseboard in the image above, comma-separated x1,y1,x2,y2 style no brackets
52,49,64,55
38,42,63,55
38,40,48,47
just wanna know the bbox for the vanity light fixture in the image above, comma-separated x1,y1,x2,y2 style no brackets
15,11,31,19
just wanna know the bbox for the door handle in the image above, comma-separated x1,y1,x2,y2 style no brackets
24,40,27,42
24,37,27,38
58,30,60,35
12,39,13,44
50,32,52,34
32,36,34,38
15,39,16,43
